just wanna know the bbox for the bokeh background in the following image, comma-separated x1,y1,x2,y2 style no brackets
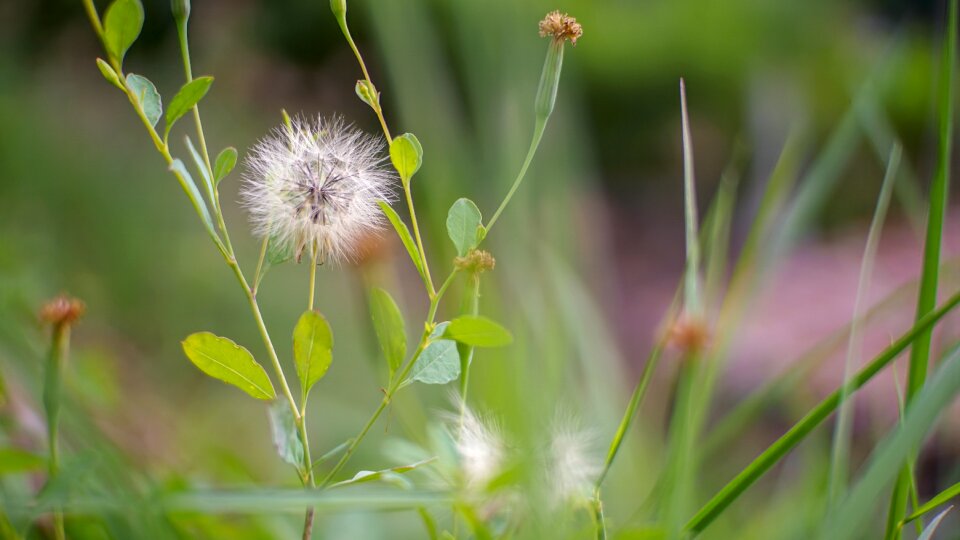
2,0,960,538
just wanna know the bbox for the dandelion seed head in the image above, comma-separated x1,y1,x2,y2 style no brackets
241,115,396,264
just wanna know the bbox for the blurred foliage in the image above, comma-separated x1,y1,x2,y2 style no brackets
1,0,959,538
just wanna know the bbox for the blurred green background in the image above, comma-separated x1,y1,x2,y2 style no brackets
1,0,959,538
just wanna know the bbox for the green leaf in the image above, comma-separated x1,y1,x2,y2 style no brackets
125,73,162,128
408,339,460,385
95,58,124,90
369,288,406,375
181,332,276,400
214,147,238,184
164,76,214,140
445,316,512,348
446,198,483,257
103,0,143,64
267,401,303,469
168,158,215,237
185,136,214,204
293,311,334,397
905,481,960,524
0,448,45,475
389,133,423,182
378,201,426,282
329,458,435,489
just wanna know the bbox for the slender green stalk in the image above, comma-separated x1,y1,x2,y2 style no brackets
308,246,318,312
319,271,458,486
679,78,702,318
458,273,481,425
902,481,960,526
486,120,546,233
828,144,901,505
43,322,70,540
887,2,956,536
685,289,960,535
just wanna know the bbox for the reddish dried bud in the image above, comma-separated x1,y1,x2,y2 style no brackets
40,295,85,326
454,249,496,274
667,315,709,354
539,11,583,45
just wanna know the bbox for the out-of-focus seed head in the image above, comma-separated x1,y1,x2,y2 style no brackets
40,295,85,326
538,11,582,46
241,115,397,265
667,314,710,354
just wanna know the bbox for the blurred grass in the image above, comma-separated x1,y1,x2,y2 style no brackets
1,0,959,538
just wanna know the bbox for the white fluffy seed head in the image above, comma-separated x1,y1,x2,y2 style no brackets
548,417,600,505
241,115,396,264
448,398,504,488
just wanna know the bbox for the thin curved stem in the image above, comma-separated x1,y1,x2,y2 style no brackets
485,118,546,233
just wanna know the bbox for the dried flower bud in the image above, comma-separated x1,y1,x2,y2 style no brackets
454,249,496,274
538,11,582,46
40,295,85,326
667,315,710,354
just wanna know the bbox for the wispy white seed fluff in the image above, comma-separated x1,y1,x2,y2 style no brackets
548,417,600,505
449,398,504,488
241,115,396,264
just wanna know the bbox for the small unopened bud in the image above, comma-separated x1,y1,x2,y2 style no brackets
40,295,85,327
355,79,380,110
171,0,191,25
454,249,496,274
667,315,709,355
330,0,347,21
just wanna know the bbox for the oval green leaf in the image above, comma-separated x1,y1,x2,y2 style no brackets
267,400,304,469
214,147,238,184
181,332,276,400
445,316,513,348
126,73,162,128
293,311,334,396
446,198,483,257
389,133,423,182
378,201,426,282
169,158,215,237
103,0,144,64
369,288,406,375
95,58,124,90
409,339,460,385
165,76,214,140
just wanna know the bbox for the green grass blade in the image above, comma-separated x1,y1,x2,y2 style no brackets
684,290,960,535
904,481,960,525
680,78,702,317
827,144,901,505
822,344,960,540
887,2,957,536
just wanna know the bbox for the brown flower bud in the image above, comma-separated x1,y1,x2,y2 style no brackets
40,295,85,326
667,315,709,354
454,249,496,274
538,11,583,46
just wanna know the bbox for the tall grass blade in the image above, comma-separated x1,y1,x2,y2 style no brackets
887,2,957,536
822,344,960,540
827,144,901,505
684,290,960,535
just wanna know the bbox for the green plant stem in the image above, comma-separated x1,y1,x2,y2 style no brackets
685,289,960,535
887,3,956,536
458,273,481,421
43,322,70,540
308,246,318,312
319,271,459,486
403,180,436,298
485,118,546,233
